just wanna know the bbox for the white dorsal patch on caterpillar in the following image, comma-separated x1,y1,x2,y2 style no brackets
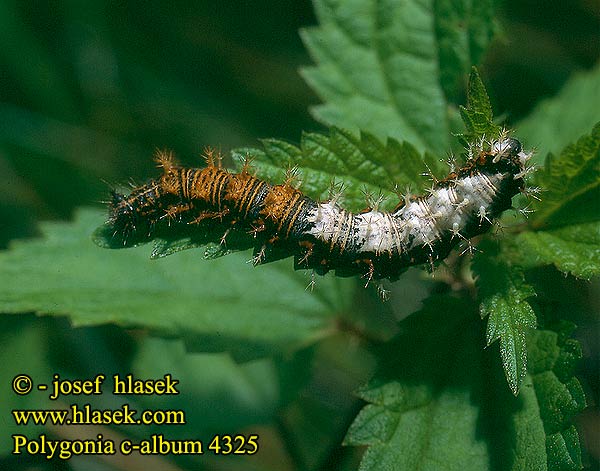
98,131,534,284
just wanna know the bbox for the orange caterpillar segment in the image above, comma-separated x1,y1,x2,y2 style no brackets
262,184,305,236
225,171,269,220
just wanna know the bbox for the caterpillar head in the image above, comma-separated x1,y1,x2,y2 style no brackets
493,135,534,170
479,135,534,185
492,136,521,156
108,190,138,245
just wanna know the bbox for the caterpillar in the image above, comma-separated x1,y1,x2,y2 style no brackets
98,133,534,285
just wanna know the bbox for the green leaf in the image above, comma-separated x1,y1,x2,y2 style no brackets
481,372,548,471
301,0,497,151
0,208,354,360
435,0,497,100
279,336,376,470
501,124,600,279
345,296,557,471
473,245,537,395
458,67,502,144
505,221,600,279
233,127,442,211
301,0,453,152
527,324,586,470
517,64,600,163
92,210,258,259
531,122,600,228
132,337,280,435
344,297,491,470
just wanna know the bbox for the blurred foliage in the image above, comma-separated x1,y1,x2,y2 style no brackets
0,0,318,247
0,1,598,471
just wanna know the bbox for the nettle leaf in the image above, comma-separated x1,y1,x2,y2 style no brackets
506,222,600,280
301,0,496,152
344,297,490,470
517,64,600,162
0,208,354,360
344,296,560,470
473,244,537,395
435,0,497,100
93,204,258,259
531,122,600,228
503,123,600,279
527,324,586,470
233,127,441,212
458,67,502,144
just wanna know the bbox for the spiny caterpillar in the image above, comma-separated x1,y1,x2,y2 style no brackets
98,133,534,285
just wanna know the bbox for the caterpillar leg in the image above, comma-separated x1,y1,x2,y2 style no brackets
248,222,265,238
477,206,492,226
361,259,375,288
305,271,316,292
220,228,231,246
376,283,390,301
252,245,266,265
427,253,436,273
459,240,479,256
189,209,229,225
297,240,314,267
162,203,192,225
